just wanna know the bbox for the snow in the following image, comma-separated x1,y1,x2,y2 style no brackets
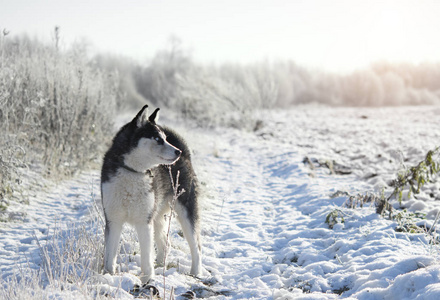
1,105,440,299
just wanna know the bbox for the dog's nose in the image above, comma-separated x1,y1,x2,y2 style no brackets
175,149,182,156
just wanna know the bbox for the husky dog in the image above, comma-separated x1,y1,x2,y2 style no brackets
101,105,202,282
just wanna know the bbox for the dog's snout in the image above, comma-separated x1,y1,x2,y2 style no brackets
175,149,182,156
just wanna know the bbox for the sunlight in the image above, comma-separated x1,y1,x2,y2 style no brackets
1,0,439,72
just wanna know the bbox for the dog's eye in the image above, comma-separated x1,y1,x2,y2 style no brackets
154,136,164,145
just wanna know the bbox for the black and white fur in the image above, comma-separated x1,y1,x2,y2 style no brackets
101,105,202,282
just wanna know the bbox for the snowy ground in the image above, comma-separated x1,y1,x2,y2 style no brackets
1,105,440,299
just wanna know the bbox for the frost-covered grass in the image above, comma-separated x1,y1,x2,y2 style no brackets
0,32,117,220
0,34,117,175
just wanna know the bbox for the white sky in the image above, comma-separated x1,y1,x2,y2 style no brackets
1,0,440,73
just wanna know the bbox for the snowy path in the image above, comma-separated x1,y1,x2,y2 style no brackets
201,130,286,297
198,125,350,298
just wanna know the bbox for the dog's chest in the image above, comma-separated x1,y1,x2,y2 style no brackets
102,171,155,222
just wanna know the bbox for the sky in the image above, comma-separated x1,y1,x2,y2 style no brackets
1,0,440,73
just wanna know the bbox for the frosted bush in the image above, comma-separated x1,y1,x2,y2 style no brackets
170,63,278,129
0,34,117,184
86,37,440,128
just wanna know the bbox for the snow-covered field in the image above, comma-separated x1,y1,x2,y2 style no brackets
2,105,440,299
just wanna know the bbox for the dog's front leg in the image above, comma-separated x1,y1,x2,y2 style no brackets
104,221,123,274
135,222,155,283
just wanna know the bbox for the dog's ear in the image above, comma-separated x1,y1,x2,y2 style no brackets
133,105,149,128
148,108,160,124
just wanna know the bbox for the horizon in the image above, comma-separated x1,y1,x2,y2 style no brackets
2,0,440,73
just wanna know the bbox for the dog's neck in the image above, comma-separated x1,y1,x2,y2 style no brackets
120,163,153,177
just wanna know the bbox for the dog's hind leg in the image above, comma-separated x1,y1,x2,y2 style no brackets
104,221,123,274
175,203,202,277
135,222,155,283
154,205,170,266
